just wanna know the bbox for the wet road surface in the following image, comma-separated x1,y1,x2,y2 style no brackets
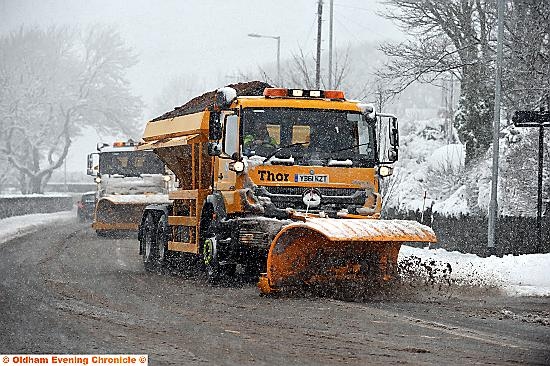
0,220,549,365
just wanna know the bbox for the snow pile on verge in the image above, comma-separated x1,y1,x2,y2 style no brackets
0,193,72,198
0,211,74,245
426,143,464,171
432,185,469,216
399,245,550,297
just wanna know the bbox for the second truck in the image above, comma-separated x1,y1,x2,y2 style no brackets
137,81,436,293
87,140,171,236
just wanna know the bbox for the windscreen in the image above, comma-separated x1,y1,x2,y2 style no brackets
241,108,375,166
99,150,164,176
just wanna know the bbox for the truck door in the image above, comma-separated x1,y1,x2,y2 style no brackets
215,112,239,191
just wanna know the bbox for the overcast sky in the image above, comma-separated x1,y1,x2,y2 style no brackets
2,0,403,171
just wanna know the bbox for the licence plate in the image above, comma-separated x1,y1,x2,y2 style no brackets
294,174,329,183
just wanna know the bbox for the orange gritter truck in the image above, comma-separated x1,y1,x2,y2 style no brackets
136,81,436,294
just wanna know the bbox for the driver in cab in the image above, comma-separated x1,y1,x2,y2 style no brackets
243,123,277,155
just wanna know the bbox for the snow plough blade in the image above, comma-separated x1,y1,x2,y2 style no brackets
257,218,436,294
93,195,169,232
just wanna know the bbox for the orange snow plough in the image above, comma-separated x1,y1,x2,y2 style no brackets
136,82,436,293
258,213,436,293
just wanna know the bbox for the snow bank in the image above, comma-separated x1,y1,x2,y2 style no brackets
0,211,74,246
0,193,72,198
427,143,464,171
432,185,469,216
399,245,550,297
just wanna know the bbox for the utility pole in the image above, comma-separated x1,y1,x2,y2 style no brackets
328,0,334,89
315,0,323,89
449,73,454,143
488,0,504,254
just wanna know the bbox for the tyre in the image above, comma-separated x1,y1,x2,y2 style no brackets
141,212,158,272
203,236,236,284
156,214,169,268
96,230,109,238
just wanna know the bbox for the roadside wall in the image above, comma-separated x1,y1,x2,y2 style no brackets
0,195,74,219
44,182,96,193
385,208,550,257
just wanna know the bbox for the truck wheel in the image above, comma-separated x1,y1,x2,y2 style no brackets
142,212,158,272
203,236,236,283
156,214,169,268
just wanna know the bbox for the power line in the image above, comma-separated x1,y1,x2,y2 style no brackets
334,10,389,40
333,3,377,14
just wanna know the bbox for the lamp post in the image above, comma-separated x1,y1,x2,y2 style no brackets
247,33,281,85
488,0,504,255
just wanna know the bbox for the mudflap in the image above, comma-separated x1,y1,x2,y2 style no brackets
257,218,436,294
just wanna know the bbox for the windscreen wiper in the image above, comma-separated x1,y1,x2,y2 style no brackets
262,142,308,163
330,142,371,153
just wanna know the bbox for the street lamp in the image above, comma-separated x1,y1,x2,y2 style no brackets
247,33,280,85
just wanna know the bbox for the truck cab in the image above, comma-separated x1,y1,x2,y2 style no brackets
209,87,398,219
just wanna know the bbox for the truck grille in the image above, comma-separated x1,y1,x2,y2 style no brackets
257,186,366,213
263,186,361,197
239,229,269,247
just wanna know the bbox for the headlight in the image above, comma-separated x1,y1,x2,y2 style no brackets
378,165,393,177
163,175,171,182
94,177,101,183
230,161,245,173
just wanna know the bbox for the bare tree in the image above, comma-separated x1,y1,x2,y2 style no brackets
254,46,352,91
0,26,143,193
379,0,495,167
151,74,204,119
503,1,550,111
379,0,549,162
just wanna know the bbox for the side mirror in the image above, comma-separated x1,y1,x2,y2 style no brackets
389,117,399,147
223,114,240,159
208,142,222,156
209,111,222,141
86,154,94,175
